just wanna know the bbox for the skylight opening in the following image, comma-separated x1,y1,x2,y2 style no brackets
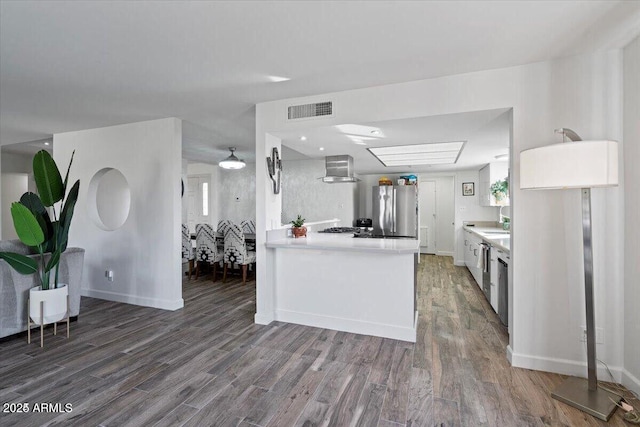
368,141,465,167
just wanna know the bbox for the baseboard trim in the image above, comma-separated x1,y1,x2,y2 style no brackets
454,260,465,267
622,368,640,397
254,312,274,325
510,350,623,383
436,251,454,257
81,288,184,311
274,309,416,342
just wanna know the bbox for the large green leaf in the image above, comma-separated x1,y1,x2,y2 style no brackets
10,202,45,247
62,150,76,194
19,192,53,241
33,150,63,207
0,252,38,275
58,180,80,252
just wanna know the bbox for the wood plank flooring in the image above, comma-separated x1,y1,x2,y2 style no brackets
1,255,637,426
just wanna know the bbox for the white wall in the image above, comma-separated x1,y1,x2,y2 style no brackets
54,118,183,310
454,170,500,264
181,159,188,224
623,35,640,395
1,151,31,174
256,49,627,384
187,162,219,228
282,159,356,226
1,151,36,193
219,163,256,225
1,173,28,239
0,149,2,239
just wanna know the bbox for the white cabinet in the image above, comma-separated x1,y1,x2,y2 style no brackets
479,162,509,207
464,229,483,289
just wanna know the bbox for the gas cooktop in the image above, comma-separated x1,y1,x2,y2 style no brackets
318,227,361,233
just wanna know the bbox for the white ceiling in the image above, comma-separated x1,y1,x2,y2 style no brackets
276,108,512,174
1,1,639,164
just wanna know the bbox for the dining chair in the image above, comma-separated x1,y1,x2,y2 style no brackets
217,220,234,235
240,219,256,234
181,224,195,279
223,223,256,284
195,223,224,281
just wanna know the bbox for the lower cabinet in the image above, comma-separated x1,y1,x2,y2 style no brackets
464,230,483,289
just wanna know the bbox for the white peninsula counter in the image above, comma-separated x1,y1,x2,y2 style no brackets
265,232,419,342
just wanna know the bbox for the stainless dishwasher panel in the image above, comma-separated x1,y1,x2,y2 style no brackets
498,258,508,326
480,243,491,303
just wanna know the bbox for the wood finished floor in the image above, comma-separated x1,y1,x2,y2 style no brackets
1,255,637,426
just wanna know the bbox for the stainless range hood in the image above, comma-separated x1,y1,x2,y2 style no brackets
321,155,359,183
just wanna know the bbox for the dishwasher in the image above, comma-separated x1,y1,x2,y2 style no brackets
479,243,491,303
498,254,509,326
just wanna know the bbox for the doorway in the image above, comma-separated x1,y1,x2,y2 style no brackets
187,174,211,233
418,176,455,256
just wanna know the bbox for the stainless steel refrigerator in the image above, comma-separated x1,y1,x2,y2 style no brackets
372,185,418,238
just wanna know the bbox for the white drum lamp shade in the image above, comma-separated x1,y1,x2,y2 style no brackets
519,136,620,421
520,140,618,190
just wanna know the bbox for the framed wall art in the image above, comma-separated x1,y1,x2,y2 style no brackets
462,182,474,196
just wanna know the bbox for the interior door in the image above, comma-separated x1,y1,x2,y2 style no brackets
435,176,455,255
419,180,436,254
187,174,211,233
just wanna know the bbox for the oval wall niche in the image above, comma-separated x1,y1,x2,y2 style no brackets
87,168,131,231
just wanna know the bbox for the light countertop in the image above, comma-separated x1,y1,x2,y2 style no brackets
464,226,511,253
266,232,419,254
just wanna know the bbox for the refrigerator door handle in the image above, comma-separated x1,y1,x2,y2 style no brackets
392,188,397,233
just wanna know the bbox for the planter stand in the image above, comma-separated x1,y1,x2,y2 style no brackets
27,295,70,347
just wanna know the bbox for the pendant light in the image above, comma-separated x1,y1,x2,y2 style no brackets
219,147,246,170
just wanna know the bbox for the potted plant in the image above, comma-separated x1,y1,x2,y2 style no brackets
0,150,79,327
490,178,509,204
290,214,307,238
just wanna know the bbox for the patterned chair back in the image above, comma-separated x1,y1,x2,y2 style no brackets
217,220,234,235
224,223,249,265
195,223,217,263
240,219,256,234
181,224,192,262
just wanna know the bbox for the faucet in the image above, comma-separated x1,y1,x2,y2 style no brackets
499,206,510,229
499,206,511,230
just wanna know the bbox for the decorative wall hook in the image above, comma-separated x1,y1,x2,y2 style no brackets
266,147,282,194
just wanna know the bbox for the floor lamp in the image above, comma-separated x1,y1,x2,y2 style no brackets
520,128,621,421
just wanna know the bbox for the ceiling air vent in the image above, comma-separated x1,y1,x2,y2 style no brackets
288,101,333,120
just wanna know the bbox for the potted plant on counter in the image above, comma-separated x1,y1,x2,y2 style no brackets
0,150,79,333
490,178,509,205
290,214,307,238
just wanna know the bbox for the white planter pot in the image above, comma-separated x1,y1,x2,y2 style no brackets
29,284,68,325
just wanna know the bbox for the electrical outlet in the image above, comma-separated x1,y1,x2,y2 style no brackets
287,228,293,237
579,326,604,344
105,270,114,282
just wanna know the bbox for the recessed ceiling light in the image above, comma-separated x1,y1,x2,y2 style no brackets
368,141,466,167
335,124,384,138
267,75,290,83
319,147,325,151
44,141,50,146
300,136,307,141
